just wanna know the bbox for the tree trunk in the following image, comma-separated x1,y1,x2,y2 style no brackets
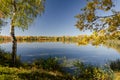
10,0,17,67
10,17,17,66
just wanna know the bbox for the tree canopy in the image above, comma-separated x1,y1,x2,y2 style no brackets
0,0,45,66
0,0,45,30
75,0,120,34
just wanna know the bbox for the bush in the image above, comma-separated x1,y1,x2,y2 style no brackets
33,57,62,71
73,61,113,80
0,49,21,67
110,59,120,71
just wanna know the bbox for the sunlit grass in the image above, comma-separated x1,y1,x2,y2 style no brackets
114,72,120,80
0,66,73,80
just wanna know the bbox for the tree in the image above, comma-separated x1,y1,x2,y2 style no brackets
0,0,45,41
75,0,120,34
0,0,45,65
0,11,7,30
0,19,4,30
0,12,5,32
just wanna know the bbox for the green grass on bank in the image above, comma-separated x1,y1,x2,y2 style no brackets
1,49,120,80
114,72,120,80
0,57,114,80
0,66,120,80
0,66,73,80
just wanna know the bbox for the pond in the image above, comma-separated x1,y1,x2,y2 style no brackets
1,41,120,65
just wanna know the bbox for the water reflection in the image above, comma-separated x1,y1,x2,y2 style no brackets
0,40,120,65
103,40,120,53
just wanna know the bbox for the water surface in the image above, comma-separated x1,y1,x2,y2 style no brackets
1,42,120,65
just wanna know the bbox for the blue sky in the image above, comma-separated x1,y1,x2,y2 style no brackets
0,0,119,36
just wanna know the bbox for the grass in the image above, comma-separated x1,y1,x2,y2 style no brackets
0,66,73,80
109,59,120,80
0,56,115,80
0,56,73,80
0,62,114,80
0,51,74,80
114,72,120,80
1,49,120,80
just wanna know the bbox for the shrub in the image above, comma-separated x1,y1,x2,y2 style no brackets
110,59,120,71
0,49,21,67
73,61,113,80
33,57,62,71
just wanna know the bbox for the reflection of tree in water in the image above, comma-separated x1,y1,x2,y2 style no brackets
76,39,120,53
92,40,120,54
103,40,120,53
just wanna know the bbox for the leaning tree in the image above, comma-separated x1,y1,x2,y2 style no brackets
0,0,45,65
75,0,120,34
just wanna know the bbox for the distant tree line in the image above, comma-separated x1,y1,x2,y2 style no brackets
0,31,120,43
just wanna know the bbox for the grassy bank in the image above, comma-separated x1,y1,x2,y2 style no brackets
0,64,119,80
0,66,73,80
114,72,120,80
0,54,114,80
0,53,73,80
1,49,120,80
